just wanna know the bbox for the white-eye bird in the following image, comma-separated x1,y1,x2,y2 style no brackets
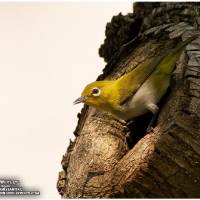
73,36,197,131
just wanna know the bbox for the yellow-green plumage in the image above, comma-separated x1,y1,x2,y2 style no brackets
74,36,197,124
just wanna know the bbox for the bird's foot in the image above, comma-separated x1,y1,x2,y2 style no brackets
146,126,154,134
112,116,126,125
125,118,134,126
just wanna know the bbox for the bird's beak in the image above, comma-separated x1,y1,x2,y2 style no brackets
73,96,88,105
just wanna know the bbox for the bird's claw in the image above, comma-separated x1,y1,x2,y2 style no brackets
146,126,154,134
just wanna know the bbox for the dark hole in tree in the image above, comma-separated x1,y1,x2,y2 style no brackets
126,86,171,149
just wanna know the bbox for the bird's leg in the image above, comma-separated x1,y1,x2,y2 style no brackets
146,103,159,133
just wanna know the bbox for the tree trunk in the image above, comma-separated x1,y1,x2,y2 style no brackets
57,2,200,198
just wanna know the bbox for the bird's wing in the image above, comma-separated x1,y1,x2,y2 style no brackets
116,54,167,106
116,35,198,106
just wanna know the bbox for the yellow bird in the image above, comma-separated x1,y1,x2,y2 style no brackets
74,36,197,132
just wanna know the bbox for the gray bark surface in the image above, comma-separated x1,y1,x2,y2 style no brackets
57,2,200,198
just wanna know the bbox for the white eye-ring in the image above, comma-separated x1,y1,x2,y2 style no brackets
92,87,101,96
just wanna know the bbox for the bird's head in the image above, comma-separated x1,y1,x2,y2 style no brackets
73,80,116,112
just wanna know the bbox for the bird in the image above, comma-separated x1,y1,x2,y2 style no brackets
73,36,197,132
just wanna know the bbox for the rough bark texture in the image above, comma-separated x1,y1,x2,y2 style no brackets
57,2,200,198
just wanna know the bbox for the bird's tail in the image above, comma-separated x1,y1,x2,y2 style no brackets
157,35,198,75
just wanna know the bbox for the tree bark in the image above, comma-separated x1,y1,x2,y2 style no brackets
57,2,200,198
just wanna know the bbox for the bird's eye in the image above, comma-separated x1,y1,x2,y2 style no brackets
92,87,101,96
